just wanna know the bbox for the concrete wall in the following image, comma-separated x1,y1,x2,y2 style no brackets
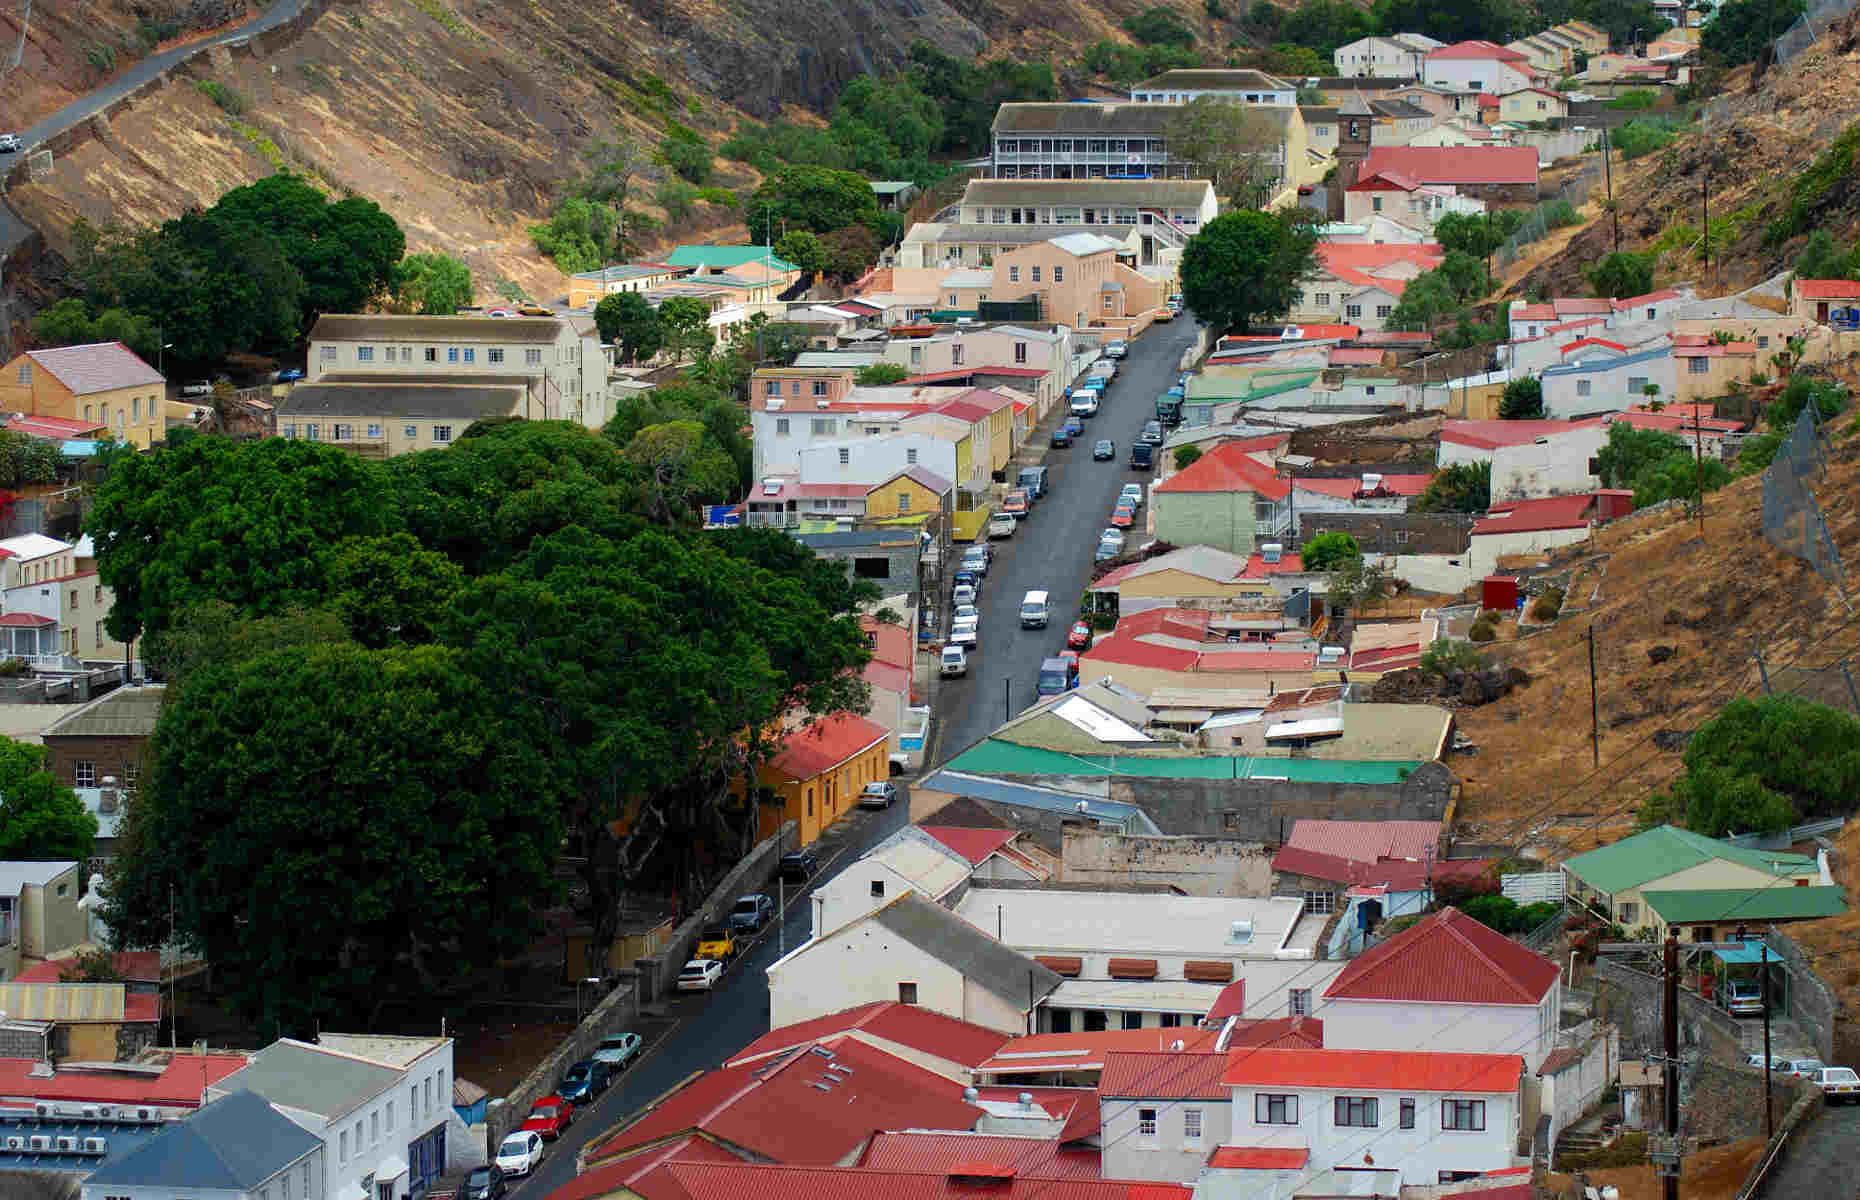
633,821,798,1001
1380,554,1480,595
1686,1057,1808,1145
1297,511,1476,556
1324,992,1558,1072
1111,761,1455,841
1542,1026,1618,1167
1593,956,1743,1067
1487,426,1608,501
1101,1094,1234,1184
486,975,640,1149
1766,930,1835,1064
1060,827,1274,896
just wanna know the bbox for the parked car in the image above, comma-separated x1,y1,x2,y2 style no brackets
275,367,305,383
1809,1065,1859,1102
181,380,213,397
729,893,775,932
1779,1057,1827,1078
1128,441,1154,470
520,1096,574,1140
0,134,20,154
1002,488,1031,520
1139,421,1164,446
953,582,977,607
859,781,899,809
495,1132,545,1177
1152,306,1175,322
778,848,820,882
1037,656,1072,697
1017,466,1050,499
462,1165,507,1200
1061,417,1085,438
1066,622,1093,650
988,513,1017,539
952,569,982,594
1120,483,1145,509
1092,439,1115,461
593,1032,643,1069
557,1059,613,1104
940,644,969,677
1069,392,1100,418
961,545,992,572
677,958,724,991
1094,540,1122,563
695,924,739,961
1058,649,1081,682
1109,504,1135,529
1105,339,1128,359
950,616,979,648
1744,1053,1774,1069
1099,528,1126,554
954,603,980,623
1726,979,1764,1015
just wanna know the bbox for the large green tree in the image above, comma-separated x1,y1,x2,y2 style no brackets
105,642,556,1031
392,253,474,315
1642,696,1860,836
595,292,666,363
1500,377,1545,420
0,738,98,862
326,533,465,648
1703,0,1806,64
1301,531,1362,571
1164,99,1287,208
1411,461,1491,513
751,164,880,234
1180,210,1320,334
659,297,715,362
1588,251,1655,299
1594,422,1687,488
621,420,741,525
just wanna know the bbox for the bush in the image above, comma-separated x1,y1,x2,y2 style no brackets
197,80,246,115
0,657,28,677
1420,639,1488,677
1607,88,1660,110
660,132,713,186
1613,118,1679,161
694,187,738,209
855,362,911,385
1468,618,1497,643
1529,586,1564,622
1174,444,1203,470
1542,198,1580,229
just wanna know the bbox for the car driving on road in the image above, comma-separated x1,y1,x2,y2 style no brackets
1093,439,1115,461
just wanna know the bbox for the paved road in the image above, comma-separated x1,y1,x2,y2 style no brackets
512,791,913,1195
0,0,310,253
929,317,1203,766
1753,1095,1860,1196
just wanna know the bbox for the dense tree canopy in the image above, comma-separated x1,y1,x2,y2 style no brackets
751,164,880,235
1300,531,1362,571
392,253,474,315
1500,377,1544,421
0,738,97,862
1641,696,1860,835
595,292,666,363
1180,210,1320,334
1411,461,1491,513
1164,100,1287,208
1703,0,1805,65
1587,251,1655,299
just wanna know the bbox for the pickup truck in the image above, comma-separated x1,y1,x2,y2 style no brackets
695,924,739,961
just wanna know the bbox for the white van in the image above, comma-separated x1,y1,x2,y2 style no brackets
1069,389,1100,417
1020,590,1050,629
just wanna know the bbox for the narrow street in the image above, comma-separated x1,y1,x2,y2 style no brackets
513,790,912,1195
928,317,1203,767
1747,1098,1860,1196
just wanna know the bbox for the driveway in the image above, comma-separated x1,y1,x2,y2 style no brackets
0,0,311,253
927,317,1202,766
510,789,913,1196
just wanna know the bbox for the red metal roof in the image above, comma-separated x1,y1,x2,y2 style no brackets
6,415,107,439
767,713,890,780
1328,348,1386,366
1154,441,1290,499
1271,846,1491,892
1316,243,1444,294
1610,288,1684,310
637,1162,1193,1200
1099,1051,1230,1099
904,367,1047,384
1471,493,1599,536
1562,337,1626,354
0,1053,248,1107
1359,146,1540,186
861,1133,1102,1179
546,1135,746,1200
728,1002,1012,1070
14,951,162,983
1115,607,1213,643
1237,551,1306,576
1195,648,1316,673
1285,819,1440,863
1440,418,1605,450
976,1028,1221,1075
1078,636,1197,673
862,616,914,670
1322,906,1561,1005
1291,474,1432,499
1206,980,1246,1021
1206,1147,1309,1170
863,658,912,697
1794,279,1860,299
0,613,56,627
1428,40,1530,61
920,825,1018,865
1220,1047,1523,1093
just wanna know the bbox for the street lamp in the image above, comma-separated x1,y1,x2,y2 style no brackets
575,976,603,1023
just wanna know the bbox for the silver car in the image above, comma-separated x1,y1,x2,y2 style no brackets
0,134,20,154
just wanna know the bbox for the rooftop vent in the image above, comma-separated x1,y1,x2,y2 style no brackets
761,478,784,496
1018,1091,1034,1108
1229,919,1254,943
963,1086,979,1101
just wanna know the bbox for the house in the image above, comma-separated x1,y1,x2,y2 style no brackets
1343,169,1485,232
1423,40,1542,96
989,104,1306,199
870,180,921,210
1331,34,1442,79
1072,639,1318,701
991,234,1168,331
79,1090,325,1200
1294,242,1445,332
1289,470,1433,521
859,611,921,760
1560,824,1825,935
1642,886,1845,943
1321,906,1562,1071
0,975,160,1059
0,533,129,665
970,1018,1320,1088
1482,421,1611,502
1152,441,1293,556
0,861,84,982
754,713,892,846
1271,819,1492,955
41,683,165,859
1129,69,1297,105
276,381,531,456
566,262,685,308
1356,146,1541,206
0,343,166,449
662,244,802,291
1671,333,1760,403
726,1001,1012,1074
809,824,976,936
207,1034,459,1200
767,890,1062,1033
0,1050,249,1118
1086,541,1298,616
1468,491,1632,575
1506,35,1572,75
1540,346,1677,417
903,179,1217,278
1497,86,1570,122
305,314,605,428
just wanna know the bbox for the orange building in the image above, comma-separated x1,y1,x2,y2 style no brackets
755,713,891,845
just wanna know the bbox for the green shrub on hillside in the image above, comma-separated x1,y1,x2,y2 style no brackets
1613,118,1679,160
1770,122,1860,245
197,80,246,115
1607,88,1660,110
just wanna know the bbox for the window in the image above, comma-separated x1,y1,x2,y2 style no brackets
776,418,791,435
320,346,338,362
357,346,374,362
1054,266,1065,282
15,363,29,384
367,424,382,439
870,879,885,898
905,448,918,465
1400,1098,1416,1129
911,346,924,367
1758,336,1770,348
95,620,105,649
1689,358,1709,375
1160,1012,1180,1027
1014,342,1029,364
1628,377,1648,395
412,1084,419,1121
1083,1010,1108,1031
372,1111,379,1143
1442,1099,1486,1130
488,348,505,364
1122,1011,1144,1029
1617,901,1639,922
526,348,543,365
447,347,460,363
898,981,918,1004
1316,293,1331,307
1346,304,1362,319
1303,890,1335,915
952,344,965,366
387,1100,394,1131
131,397,140,424
838,448,850,464
1577,379,1592,397
1183,1108,1203,1143
282,424,298,439
424,347,438,362
463,348,475,363
811,418,834,435
1289,988,1312,1016
404,425,419,440
355,1119,363,1150
1009,266,1020,282
432,425,453,443
76,760,97,789
1335,1097,1378,1127
1031,266,1042,283
1372,197,1383,212
812,380,828,396
384,346,397,362
424,1077,433,1114
340,1130,349,1162
766,380,782,396
333,424,354,441
1256,1094,1298,1124
1137,1108,1158,1140
1377,305,1392,319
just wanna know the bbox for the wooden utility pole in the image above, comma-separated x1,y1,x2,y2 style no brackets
1761,935,1773,1139
1586,625,1600,767
1701,174,1710,283
1663,929,1681,1200
1603,126,1619,253
1693,412,1706,534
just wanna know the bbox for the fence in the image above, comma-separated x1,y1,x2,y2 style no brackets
1494,162,1602,271
1723,816,1845,849
1775,0,1860,62
1760,399,1846,596
1502,870,1568,905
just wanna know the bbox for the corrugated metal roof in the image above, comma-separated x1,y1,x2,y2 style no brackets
22,343,163,396
1322,907,1559,1005
1220,1047,1522,1093
43,684,166,740
83,1090,321,1190
1641,886,1845,924
1561,824,1817,895
937,741,1422,783
209,1038,401,1119
0,981,126,1021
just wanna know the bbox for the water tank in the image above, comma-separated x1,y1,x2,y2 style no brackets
1481,575,1520,612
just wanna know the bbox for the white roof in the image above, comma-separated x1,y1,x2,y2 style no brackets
1049,694,1151,743
0,533,71,561
849,826,973,901
0,861,77,895
314,1034,448,1068
1049,233,1124,258
1265,717,1345,739
953,890,1311,959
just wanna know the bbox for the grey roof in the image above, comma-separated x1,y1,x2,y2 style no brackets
84,1090,320,1190
868,892,1063,1007
794,352,884,368
211,1038,401,1120
0,861,77,895
1371,99,1435,120
1338,90,1375,117
23,343,164,395
42,683,166,740
933,225,1082,247
310,314,566,344
571,263,683,282
1133,69,1293,92
993,103,1172,136
916,768,1162,833
1312,76,1415,89
1300,106,1340,123
960,179,1216,209
277,382,527,421
870,181,919,195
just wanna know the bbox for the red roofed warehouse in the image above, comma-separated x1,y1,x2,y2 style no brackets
751,713,891,845
1153,442,1292,559
1422,40,1543,101
1468,491,1629,575
1357,146,1541,206
0,342,166,450
1793,278,1860,324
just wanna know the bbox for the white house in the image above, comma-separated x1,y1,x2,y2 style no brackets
809,825,974,937
766,891,1062,1034
1487,421,1611,501
1423,41,1540,94
1318,907,1562,1072
80,1090,326,1200
1129,68,1298,105
795,433,959,493
1343,173,1485,232
1332,34,1443,78
207,1035,463,1200
1540,346,1676,417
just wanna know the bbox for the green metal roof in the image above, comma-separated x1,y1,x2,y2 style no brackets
1641,886,1846,925
1186,372,1320,403
664,245,799,272
940,739,1422,783
1562,825,1818,896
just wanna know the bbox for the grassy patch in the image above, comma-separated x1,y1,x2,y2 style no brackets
410,0,473,37
197,80,246,115
1767,120,1860,245
298,62,333,90
230,121,285,169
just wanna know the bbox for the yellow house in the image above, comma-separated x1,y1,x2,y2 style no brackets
864,466,953,522
0,343,165,449
1671,335,1761,404
276,381,531,457
0,980,152,1060
566,262,686,308
1561,824,1824,936
754,713,891,846
1088,545,1286,607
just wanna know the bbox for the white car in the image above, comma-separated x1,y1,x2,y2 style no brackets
953,604,979,623
1809,1066,1859,1102
1105,339,1128,359
1099,527,1126,553
495,1131,545,1176
1119,483,1145,509
950,617,979,648
988,514,1017,539
940,644,969,677
593,1032,643,1069
858,781,898,809
676,959,723,991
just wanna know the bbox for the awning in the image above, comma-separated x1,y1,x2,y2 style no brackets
1183,960,1234,983
376,1157,409,1183
1711,943,1770,965
1107,957,1158,980
1036,955,1083,977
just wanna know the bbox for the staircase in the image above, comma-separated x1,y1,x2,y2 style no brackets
1554,1126,1608,1161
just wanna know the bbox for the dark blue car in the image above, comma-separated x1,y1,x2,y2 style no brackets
557,1058,613,1104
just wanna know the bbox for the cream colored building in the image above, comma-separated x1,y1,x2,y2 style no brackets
277,381,529,457
567,262,686,308
992,234,1166,330
1561,824,1824,935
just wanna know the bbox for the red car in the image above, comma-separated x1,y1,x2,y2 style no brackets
1109,506,1135,528
1058,649,1081,682
520,1095,575,1140
1066,622,1093,650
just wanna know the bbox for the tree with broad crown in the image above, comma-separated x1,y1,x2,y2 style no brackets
1411,460,1491,513
103,642,558,1032
326,533,465,648
658,296,715,362
392,253,473,315
1587,251,1654,299
774,230,826,275
1174,444,1203,470
1300,531,1362,572
1593,421,1687,489
821,225,881,281
1179,210,1319,335
751,164,879,235
856,362,911,385
1639,695,1860,835
141,600,350,685
621,420,741,526
595,292,665,363
0,738,97,862
1163,100,1286,208
1500,377,1544,420
1703,0,1807,64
